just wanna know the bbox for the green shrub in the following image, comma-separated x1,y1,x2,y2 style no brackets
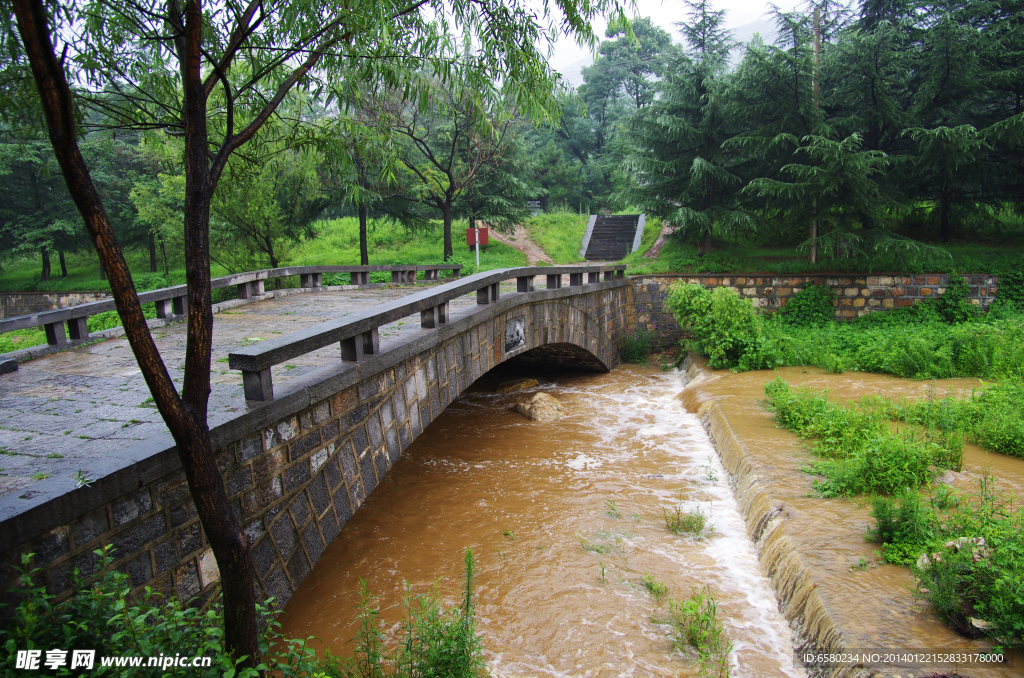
317,549,484,678
776,284,836,327
908,478,1024,649
0,547,317,677
666,283,780,370
763,379,963,496
620,328,655,364
868,488,938,565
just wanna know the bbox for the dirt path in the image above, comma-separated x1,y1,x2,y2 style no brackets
488,224,553,265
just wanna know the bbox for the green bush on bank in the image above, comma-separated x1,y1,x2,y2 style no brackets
867,480,1024,650
762,379,963,496
1,548,487,677
666,280,1024,382
0,548,318,677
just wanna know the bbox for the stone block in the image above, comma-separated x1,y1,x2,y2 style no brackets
289,495,310,527
197,549,220,589
302,524,325,566
239,436,262,462
844,288,858,297
34,529,69,564
283,461,311,495
179,522,202,556
174,561,200,601
310,447,328,474
286,551,310,587
324,454,342,490
252,536,277,576
331,387,358,417
224,467,252,498
153,540,178,574
883,299,894,308
113,514,167,556
920,287,933,296
320,511,340,546
853,298,865,307
124,551,153,587
308,473,330,516
262,565,292,604
290,430,321,461
270,516,298,560
253,449,287,484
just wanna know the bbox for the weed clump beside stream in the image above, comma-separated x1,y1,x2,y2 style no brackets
867,480,1024,650
318,549,485,678
763,379,963,496
666,587,733,678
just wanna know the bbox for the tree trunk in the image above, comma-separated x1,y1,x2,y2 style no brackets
99,255,107,281
178,0,260,665
59,250,68,277
11,0,260,668
939,192,951,242
358,203,369,266
808,199,819,264
160,237,169,276
40,246,50,281
702,225,712,258
442,202,454,261
149,231,158,272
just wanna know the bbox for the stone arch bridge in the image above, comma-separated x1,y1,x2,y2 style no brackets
1,265,630,610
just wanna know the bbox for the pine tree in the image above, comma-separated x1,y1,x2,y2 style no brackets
618,0,754,256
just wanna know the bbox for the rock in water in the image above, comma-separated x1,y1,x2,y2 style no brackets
513,392,564,421
497,378,538,394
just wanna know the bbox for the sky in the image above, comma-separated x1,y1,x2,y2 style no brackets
547,0,803,85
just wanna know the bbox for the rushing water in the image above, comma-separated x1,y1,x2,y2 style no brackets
281,364,806,677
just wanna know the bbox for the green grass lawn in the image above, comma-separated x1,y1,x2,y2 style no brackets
523,210,588,264
289,218,526,274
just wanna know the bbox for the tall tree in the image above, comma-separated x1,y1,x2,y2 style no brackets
3,0,626,664
619,0,752,255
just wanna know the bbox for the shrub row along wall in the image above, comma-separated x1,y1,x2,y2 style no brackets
630,274,1000,349
0,292,111,319
0,286,626,613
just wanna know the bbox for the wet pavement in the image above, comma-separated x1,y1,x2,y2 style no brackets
0,284,489,498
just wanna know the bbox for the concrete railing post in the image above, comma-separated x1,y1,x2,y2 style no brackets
172,295,188,316
242,368,273,401
341,328,379,362
616,270,625,279
420,301,449,328
237,280,264,299
588,272,600,284
546,274,562,289
569,272,583,286
604,271,614,282
67,317,89,341
476,282,500,305
517,276,535,293
44,321,66,346
300,273,323,289
155,298,173,319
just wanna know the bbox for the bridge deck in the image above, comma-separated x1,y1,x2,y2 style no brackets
0,285,498,499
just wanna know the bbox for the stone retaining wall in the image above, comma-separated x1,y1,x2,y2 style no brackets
630,273,1000,350
1,286,626,613
1,292,111,319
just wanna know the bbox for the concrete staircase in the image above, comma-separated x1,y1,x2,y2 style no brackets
581,215,645,261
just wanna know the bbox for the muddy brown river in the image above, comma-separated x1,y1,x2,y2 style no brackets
281,364,805,677
281,361,1024,677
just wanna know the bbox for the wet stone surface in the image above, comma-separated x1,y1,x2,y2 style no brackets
0,284,492,498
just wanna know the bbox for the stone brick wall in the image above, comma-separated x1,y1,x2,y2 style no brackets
1,286,626,613
1,292,111,319
630,273,1001,350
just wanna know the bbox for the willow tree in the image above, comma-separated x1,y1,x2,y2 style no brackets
3,0,625,665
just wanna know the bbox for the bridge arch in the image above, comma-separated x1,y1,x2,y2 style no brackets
240,292,626,606
1,277,630,611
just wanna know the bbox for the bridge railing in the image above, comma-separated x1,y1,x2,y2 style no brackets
0,264,461,348
228,264,627,401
